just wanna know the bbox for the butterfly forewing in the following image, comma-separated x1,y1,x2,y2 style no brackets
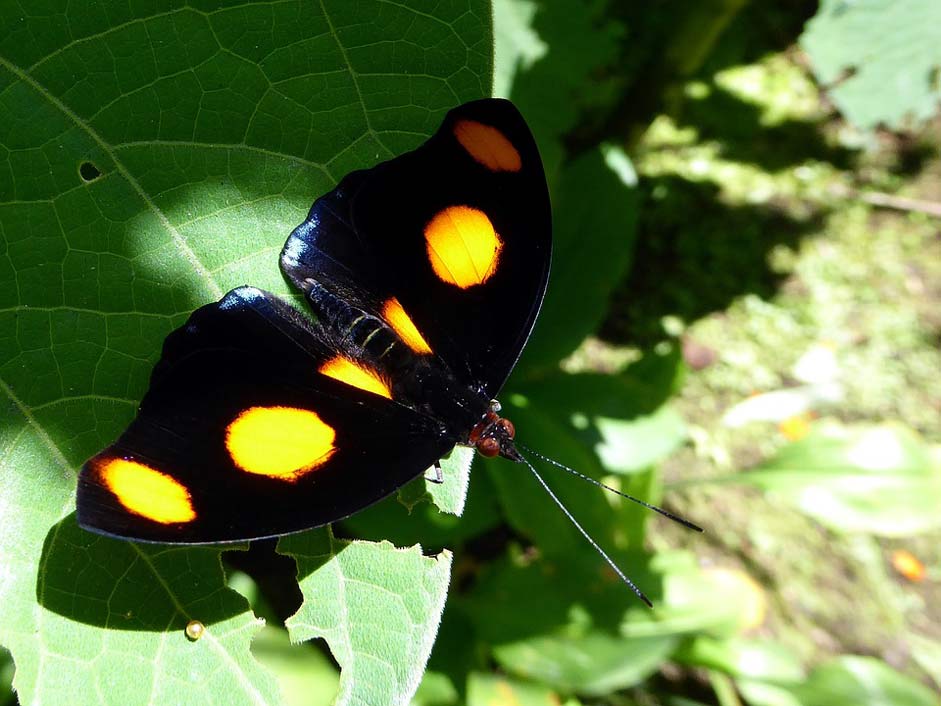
282,99,552,396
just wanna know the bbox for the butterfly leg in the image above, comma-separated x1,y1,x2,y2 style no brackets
425,461,444,484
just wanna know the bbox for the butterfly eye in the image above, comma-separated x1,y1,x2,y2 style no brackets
498,418,515,439
477,437,500,457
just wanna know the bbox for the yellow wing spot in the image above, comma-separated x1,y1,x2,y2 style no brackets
226,406,336,481
454,119,522,172
424,206,503,289
98,458,195,524
382,298,432,354
319,356,393,399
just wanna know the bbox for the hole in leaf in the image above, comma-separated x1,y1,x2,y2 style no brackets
79,161,102,182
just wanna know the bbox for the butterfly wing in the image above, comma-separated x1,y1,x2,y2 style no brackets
281,98,551,396
77,287,454,543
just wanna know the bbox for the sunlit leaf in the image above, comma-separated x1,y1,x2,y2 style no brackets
282,530,453,706
794,656,941,706
677,636,805,683
801,0,941,130
740,423,941,536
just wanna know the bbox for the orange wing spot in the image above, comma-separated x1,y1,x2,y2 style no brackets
98,458,195,524
424,206,503,289
892,549,926,582
382,298,432,354
454,119,522,172
319,356,393,399
226,406,336,481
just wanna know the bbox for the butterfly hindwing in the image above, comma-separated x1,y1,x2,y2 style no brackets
281,98,552,396
77,287,454,543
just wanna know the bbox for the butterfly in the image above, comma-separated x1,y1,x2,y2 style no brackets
77,99,550,544
76,99,697,603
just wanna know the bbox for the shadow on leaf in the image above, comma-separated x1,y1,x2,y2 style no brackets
37,514,255,631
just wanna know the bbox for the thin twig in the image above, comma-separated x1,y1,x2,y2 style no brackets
830,185,941,217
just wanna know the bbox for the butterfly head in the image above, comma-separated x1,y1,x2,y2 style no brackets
468,404,521,462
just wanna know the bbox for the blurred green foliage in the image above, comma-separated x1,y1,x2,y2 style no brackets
2,0,940,705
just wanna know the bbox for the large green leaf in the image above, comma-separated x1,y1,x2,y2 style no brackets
0,2,491,704
739,423,941,536
801,0,941,130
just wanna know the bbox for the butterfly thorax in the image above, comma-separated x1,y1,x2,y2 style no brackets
305,279,495,441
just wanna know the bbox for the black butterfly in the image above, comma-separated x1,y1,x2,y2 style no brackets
77,99,550,544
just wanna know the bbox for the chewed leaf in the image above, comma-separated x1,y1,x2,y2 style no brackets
399,445,476,515
281,530,453,706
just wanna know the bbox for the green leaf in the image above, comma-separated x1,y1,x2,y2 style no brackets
411,669,460,706
677,635,807,705
0,648,12,706
676,636,805,683
343,453,502,551
281,530,453,706
515,366,687,475
0,2,491,704
624,551,760,639
794,656,941,706
739,422,941,536
466,672,566,706
493,632,678,696
250,626,340,706
13,511,280,705
400,447,476,516
593,405,686,474
800,0,941,129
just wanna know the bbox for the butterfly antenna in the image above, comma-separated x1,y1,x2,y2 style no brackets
519,444,703,533
518,451,653,607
